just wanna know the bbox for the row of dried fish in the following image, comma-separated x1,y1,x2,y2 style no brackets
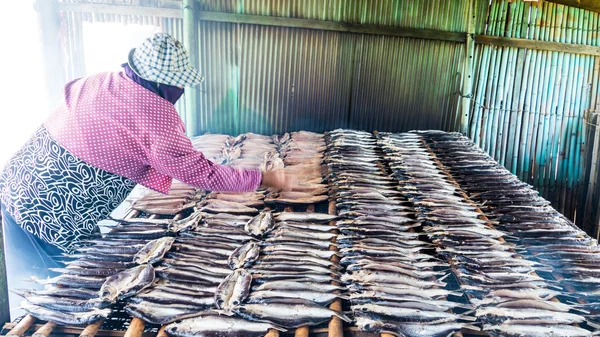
235,130,348,329
326,129,477,337
126,212,257,325
17,218,181,326
128,133,271,332
130,181,204,215
382,131,596,337
266,131,329,204
419,131,600,327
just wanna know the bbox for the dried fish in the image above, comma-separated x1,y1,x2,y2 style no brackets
134,237,175,265
245,211,275,236
100,264,155,303
234,302,351,328
21,302,110,326
215,269,252,312
165,314,286,337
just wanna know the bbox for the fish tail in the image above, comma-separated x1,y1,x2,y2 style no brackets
9,288,31,298
458,311,477,321
333,310,353,323
438,273,451,282
462,324,482,332
589,321,600,333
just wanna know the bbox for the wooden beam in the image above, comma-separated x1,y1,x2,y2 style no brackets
55,4,600,57
197,11,467,43
474,34,600,56
545,0,600,14
57,2,182,18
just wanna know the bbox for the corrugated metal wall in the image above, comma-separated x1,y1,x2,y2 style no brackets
467,0,600,222
189,0,486,135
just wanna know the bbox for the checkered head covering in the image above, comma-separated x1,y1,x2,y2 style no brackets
128,33,204,87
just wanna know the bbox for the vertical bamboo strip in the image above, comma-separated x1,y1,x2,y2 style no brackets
506,2,527,171
498,1,519,165
546,4,567,207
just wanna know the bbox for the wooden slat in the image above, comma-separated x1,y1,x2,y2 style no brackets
6,315,36,337
123,318,145,337
156,326,168,337
474,34,600,56
32,322,56,337
545,0,600,13
57,2,181,18
264,330,279,337
198,11,466,43
294,327,309,337
79,321,103,337
327,200,343,337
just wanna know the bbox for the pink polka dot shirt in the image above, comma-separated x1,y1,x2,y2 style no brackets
45,72,262,194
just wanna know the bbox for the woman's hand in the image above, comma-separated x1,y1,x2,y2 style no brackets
260,169,295,191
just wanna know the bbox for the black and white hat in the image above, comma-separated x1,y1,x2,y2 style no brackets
128,33,204,87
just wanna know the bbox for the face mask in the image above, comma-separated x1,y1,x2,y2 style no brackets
159,84,185,105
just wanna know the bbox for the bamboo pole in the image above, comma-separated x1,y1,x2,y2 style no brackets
517,49,537,180
32,322,56,337
124,318,145,337
497,1,519,166
479,1,499,151
79,320,103,337
533,3,553,197
327,200,343,337
460,0,476,134
513,6,533,176
546,4,567,208
156,325,168,337
508,2,528,173
557,7,579,215
470,45,489,143
573,11,595,221
523,1,545,184
492,2,508,153
6,315,36,337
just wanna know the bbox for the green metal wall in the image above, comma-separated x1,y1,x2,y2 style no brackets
181,0,488,136
467,0,600,222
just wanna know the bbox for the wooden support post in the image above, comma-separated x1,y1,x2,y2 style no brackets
183,0,200,137
79,320,103,337
6,315,36,337
124,318,145,337
32,322,56,337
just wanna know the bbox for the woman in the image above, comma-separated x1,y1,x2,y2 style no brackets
0,33,289,301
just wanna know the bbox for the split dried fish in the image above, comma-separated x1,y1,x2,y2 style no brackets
134,237,175,265
100,264,155,303
245,211,274,236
